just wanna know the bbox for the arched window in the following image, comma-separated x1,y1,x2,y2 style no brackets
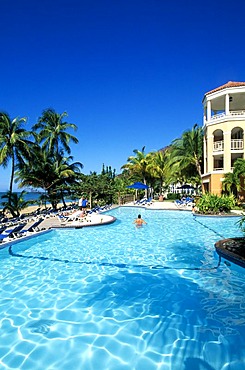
231,127,244,150
213,129,224,151
231,127,243,140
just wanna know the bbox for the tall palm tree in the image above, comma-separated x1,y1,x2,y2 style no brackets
147,150,168,193
0,112,33,195
32,108,79,156
121,146,151,184
121,147,152,198
167,124,203,182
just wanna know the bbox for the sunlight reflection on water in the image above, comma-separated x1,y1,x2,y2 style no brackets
0,208,245,370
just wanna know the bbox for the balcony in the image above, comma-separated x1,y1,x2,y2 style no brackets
213,139,244,151
213,140,224,151
231,139,243,150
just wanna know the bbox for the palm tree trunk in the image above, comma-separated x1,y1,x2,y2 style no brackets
143,178,148,198
60,190,66,208
89,191,92,209
9,153,15,196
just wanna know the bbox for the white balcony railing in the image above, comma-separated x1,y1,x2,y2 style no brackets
213,167,224,171
230,110,245,116
213,139,244,151
231,139,243,150
210,113,225,120
213,140,224,151
208,111,245,122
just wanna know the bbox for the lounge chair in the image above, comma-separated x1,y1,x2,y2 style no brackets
0,225,7,234
59,210,85,222
142,197,153,206
174,199,185,207
175,197,194,208
0,223,27,242
14,218,44,237
134,198,147,205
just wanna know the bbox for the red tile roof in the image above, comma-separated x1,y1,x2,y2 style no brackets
205,81,245,96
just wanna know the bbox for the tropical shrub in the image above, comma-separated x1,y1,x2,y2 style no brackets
196,193,235,215
237,215,245,233
166,192,180,200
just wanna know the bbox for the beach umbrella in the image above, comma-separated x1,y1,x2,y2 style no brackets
127,182,149,189
127,182,149,200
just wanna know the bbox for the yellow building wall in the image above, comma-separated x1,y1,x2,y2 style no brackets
202,173,223,195
210,174,223,195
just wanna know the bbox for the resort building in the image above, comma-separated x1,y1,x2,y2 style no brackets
202,81,245,195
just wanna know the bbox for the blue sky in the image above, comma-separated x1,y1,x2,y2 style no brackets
1,0,245,191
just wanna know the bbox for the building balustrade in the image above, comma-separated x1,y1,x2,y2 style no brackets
213,139,244,151
206,111,245,123
231,139,243,150
213,167,224,171
230,110,245,116
210,113,225,121
213,140,224,151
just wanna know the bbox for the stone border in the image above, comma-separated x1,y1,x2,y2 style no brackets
193,213,240,218
215,238,245,268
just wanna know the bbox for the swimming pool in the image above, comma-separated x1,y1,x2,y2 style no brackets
1,207,245,370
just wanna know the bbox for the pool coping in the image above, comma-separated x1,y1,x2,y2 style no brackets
215,237,245,268
0,229,52,249
0,215,117,250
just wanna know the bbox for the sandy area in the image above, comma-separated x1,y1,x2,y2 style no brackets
0,202,74,217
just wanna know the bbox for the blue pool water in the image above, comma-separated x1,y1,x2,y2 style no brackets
1,207,245,370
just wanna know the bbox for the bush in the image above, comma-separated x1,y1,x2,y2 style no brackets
166,193,181,200
196,193,235,215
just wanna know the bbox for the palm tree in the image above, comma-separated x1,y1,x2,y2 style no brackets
121,146,151,184
121,147,152,197
147,150,168,194
52,152,84,208
222,158,245,198
32,108,79,156
167,124,203,181
0,112,33,195
15,147,83,209
1,190,33,218
222,172,240,197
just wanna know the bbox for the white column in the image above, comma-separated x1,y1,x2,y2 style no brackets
207,134,213,172
224,130,231,172
207,100,211,121
203,136,207,174
225,94,230,115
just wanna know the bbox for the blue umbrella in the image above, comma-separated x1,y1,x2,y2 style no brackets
127,182,149,189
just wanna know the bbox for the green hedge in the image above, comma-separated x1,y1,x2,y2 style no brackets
196,193,235,215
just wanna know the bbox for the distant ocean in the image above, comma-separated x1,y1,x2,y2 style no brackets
0,192,75,209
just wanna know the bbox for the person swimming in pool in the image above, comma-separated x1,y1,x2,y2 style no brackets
133,214,147,227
